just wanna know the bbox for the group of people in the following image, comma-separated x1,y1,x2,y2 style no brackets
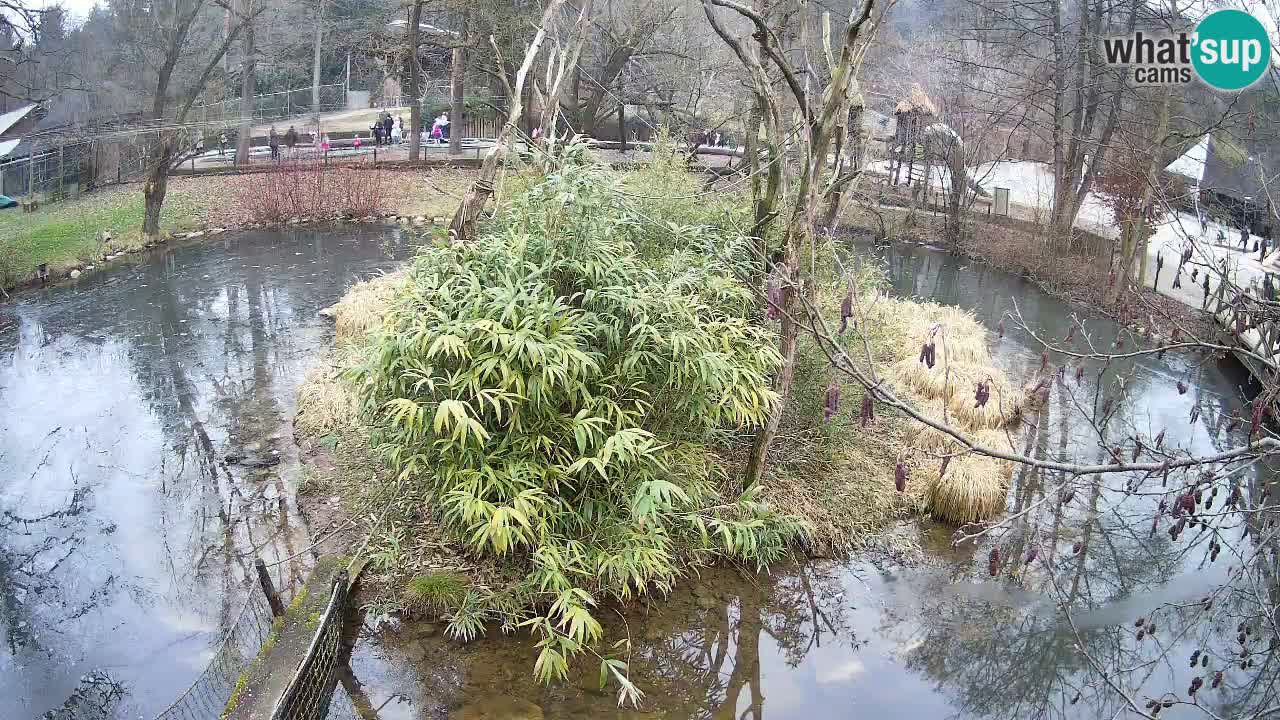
425,112,450,144
254,108,454,161
371,111,404,146
266,125,302,160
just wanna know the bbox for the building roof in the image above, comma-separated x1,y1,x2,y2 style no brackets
385,19,459,36
0,104,38,137
0,138,19,159
1164,134,1209,182
894,84,937,116
1201,135,1278,204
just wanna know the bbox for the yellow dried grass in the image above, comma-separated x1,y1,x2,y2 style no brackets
890,302,991,365
294,365,359,439
890,356,984,401
946,378,1023,429
327,271,407,345
924,451,1014,524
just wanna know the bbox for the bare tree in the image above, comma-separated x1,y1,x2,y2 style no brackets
111,0,258,236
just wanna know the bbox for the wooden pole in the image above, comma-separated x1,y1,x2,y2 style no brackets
255,558,286,617
617,80,626,153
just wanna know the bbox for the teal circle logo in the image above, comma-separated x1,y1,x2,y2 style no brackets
1192,9,1271,91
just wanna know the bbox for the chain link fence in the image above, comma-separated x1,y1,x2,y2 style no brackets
270,571,351,720
195,85,349,125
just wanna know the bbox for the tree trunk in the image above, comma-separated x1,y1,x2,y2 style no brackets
406,0,423,161
449,0,566,243
744,305,799,487
538,0,594,143
311,0,324,122
449,10,469,155
235,0,256,166
143,142,172,239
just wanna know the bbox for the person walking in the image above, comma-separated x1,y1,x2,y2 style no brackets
382,113,394,145
219,132,227,157
1241,224,1250,250
391,118,402,145
285,125,298,154
353,134,362,151
439,112,450,143
372,121,382,147
269,126,280,162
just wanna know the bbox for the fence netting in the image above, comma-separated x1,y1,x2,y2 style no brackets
270,571,351,720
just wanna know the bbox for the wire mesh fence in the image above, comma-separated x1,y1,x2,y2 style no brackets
270,571,351,720
152,585,277,720
195,85,349,125
0,142,89,199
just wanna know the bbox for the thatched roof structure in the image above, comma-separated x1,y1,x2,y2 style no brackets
894,84,937,116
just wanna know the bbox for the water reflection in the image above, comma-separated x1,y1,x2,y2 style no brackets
0,225,414,719
348,240,1278,720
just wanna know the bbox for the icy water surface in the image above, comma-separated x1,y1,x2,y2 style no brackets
0,225,416,719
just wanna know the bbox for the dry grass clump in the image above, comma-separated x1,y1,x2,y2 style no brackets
885,301,991,364
924,452,1014,524
759,403,927,554
294,364,359,439
904,414,1016,523
872,298,1022,524
299,272,408,439
324,271,408,345
948,379,1023,429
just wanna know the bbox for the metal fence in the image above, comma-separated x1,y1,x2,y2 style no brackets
194,84,349,125
270,571,351,720
0,142,88,199
152,585,277,720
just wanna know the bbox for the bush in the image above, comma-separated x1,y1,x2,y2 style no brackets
238,162,384,224
352,157,804,691
403,572,468,616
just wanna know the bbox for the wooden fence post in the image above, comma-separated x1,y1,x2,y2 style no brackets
256,558,286,617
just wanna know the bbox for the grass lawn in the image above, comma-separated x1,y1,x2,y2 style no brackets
0,167,479,290
0,183,205,285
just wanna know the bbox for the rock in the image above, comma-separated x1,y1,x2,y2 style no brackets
83,265,95,271
69,269,81,279
412,215,426,226
187,230,205,239
317,306,337,319
450,696,543,720
208,228,225,235
432,216,446,224
696,595,717,610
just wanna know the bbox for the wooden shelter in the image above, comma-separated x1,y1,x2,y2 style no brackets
887,84,937,187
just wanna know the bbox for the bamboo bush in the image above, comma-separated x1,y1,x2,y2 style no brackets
351,159,805,693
